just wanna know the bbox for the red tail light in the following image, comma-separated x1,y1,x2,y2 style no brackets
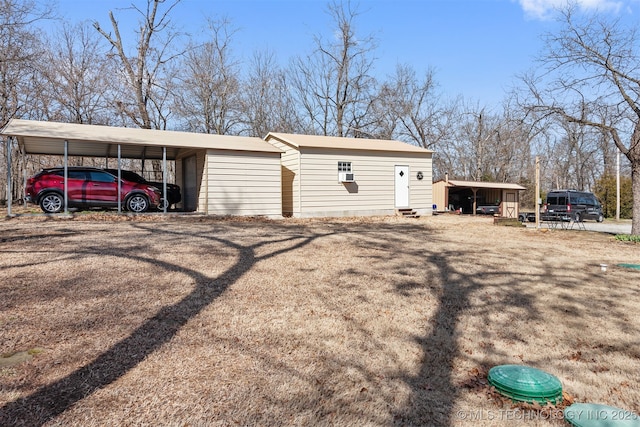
567,204,571,212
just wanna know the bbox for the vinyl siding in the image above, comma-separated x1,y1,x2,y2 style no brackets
297,148,432,217
204,150,282,216
266,138,300,216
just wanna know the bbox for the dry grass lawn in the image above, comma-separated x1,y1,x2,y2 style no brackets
0,213,639,426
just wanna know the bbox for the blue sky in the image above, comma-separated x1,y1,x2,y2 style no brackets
52,0,640,107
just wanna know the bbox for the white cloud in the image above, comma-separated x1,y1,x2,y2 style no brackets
518,0,624,19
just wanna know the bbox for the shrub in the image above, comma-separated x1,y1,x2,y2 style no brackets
615,234,640,243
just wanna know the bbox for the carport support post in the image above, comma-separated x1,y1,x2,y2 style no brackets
162,146,167,213
117,145,122,213
64,140,68,215
472,187,478,216
6,136,12,216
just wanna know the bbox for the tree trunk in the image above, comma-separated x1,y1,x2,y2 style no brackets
632,158,640,235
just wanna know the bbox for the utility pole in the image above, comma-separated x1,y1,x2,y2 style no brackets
616,151,620,221
535,156,540,228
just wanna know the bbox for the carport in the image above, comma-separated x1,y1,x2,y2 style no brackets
1,119,282,216
432,178,526,218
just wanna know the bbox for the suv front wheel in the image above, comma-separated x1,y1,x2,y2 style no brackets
126,194,149,213
39,192,63,213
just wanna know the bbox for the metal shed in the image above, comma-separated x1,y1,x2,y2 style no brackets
264,132,433,218
1,119,282,217
432,178,526,218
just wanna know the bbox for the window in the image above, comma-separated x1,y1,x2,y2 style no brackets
338,161,352,172
88,171,116,183
68,170,87,180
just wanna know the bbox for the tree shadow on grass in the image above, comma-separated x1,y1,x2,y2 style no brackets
391,249,543,426
0,222,329,426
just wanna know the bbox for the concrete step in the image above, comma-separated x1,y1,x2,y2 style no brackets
398,208,420,219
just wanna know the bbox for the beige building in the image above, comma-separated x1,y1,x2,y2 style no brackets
175,147,282,217
264,133,433,218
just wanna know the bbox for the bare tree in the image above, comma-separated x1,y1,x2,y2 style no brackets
451,105,502,181
241,50,300,137
0,0,50,124
174,17,242,135
37,22,114,125
93,0,183,130
93,0,184,181
377,64,448,148
0,0,52,202
524,6,640,234
291,0,377,137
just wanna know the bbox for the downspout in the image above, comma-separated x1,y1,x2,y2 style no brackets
297,150,302,216
22,140,27,209
205,151,209,214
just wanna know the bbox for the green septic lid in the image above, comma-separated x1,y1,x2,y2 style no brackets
565,403,640,427
487,365,563,404
617,264,640,271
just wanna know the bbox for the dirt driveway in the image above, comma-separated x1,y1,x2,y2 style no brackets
1,213,639,426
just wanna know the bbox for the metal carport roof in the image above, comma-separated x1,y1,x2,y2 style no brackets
436,179,527,191
1,119,281,159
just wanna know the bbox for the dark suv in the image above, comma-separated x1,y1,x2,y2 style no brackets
25,167,161,213
104,168,181,209
541,190,604,222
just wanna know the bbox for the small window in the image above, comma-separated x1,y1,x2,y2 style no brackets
338,161,352,172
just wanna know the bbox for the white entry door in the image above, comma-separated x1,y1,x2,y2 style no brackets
395,165,410,208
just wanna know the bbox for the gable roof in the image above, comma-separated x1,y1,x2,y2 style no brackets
265,132,433,154
1,119,281,160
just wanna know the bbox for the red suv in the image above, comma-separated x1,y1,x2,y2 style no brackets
25,167,162,213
